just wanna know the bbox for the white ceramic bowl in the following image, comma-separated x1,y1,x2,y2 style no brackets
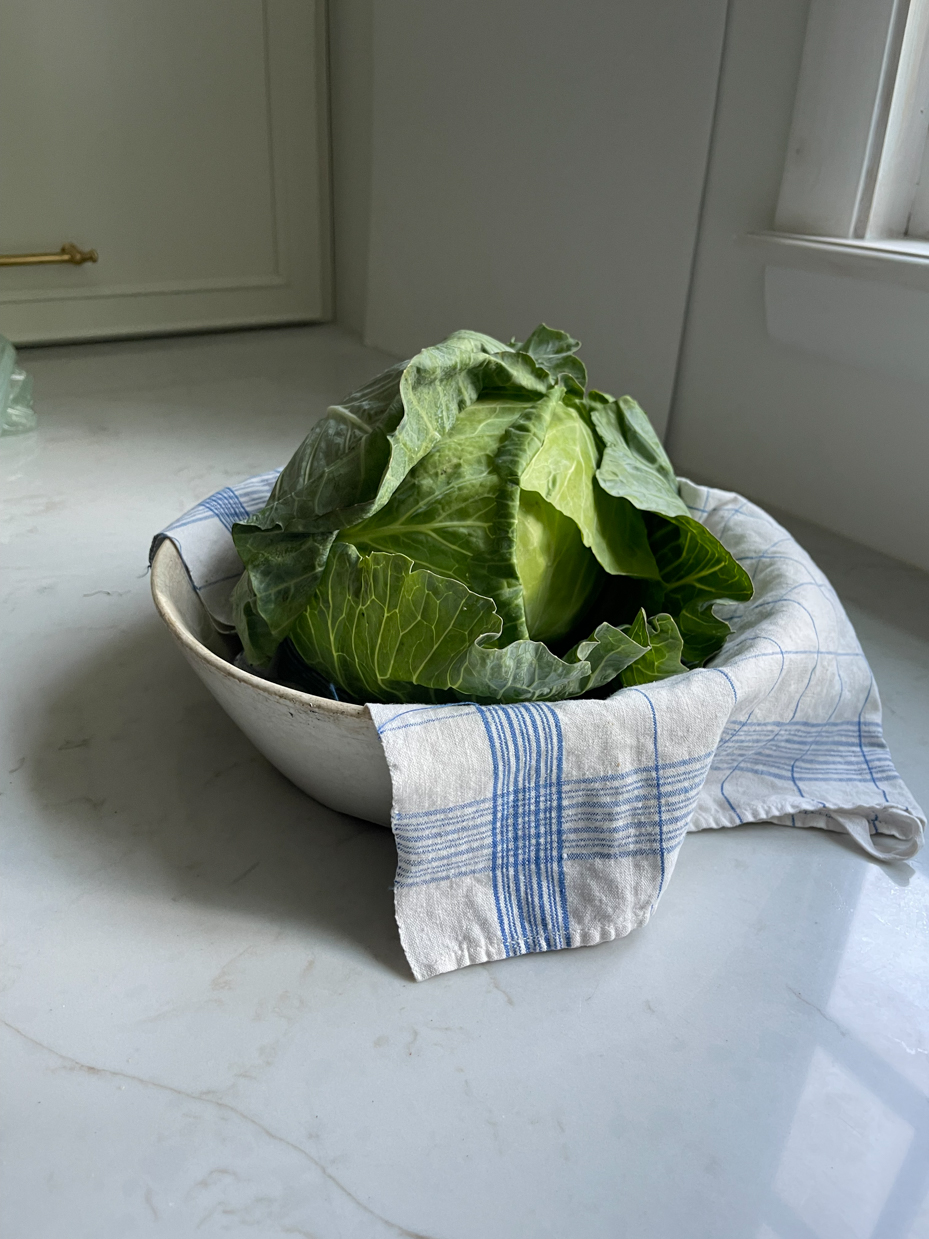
150,539,393,826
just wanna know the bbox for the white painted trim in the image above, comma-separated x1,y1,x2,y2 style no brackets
746,229,929,292
774,0,907,238
906,122,929,235
0,274,289,306
868,0,929,236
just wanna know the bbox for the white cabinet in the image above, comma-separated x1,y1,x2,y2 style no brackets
0,0,330,343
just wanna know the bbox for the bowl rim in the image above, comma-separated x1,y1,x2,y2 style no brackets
150,539,368,720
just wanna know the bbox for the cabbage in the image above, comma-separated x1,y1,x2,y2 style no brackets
231,326,752,704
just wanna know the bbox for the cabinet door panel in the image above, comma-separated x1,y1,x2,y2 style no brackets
0,0,330,342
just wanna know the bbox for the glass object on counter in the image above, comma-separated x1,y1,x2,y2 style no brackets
0,333,35,435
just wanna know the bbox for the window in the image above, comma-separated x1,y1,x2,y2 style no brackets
775,0,929,247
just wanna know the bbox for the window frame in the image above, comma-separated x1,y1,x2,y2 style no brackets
773,0,929,244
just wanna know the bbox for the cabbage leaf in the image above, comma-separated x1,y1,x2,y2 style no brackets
289,543,648,705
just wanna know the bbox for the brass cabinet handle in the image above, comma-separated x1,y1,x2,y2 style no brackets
0,242,98,267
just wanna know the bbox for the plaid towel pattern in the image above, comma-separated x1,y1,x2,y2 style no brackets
150,470,281,628
154,475,925,980
369,481,924,978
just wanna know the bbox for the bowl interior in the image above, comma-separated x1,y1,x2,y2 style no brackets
150,538,366,720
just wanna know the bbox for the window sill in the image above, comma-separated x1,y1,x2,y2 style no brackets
746,231,929,292
749,231,929,384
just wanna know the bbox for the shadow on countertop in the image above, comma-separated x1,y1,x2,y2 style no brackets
24,614,412,982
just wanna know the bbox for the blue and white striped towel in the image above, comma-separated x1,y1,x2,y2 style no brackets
154,476,925,980
153,470,283,629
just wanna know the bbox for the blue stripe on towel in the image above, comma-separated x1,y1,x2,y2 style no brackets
163,470,282,535
392,750,712,887
475,702,571,957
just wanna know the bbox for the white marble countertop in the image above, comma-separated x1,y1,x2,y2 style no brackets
2,326,927,1239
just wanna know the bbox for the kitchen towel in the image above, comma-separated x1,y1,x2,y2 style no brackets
154,476,925,980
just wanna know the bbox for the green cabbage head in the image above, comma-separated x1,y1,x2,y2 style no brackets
230,326,752,704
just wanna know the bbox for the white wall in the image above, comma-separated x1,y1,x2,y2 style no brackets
328,0,372,337
668,0,929,572
331,0,729,436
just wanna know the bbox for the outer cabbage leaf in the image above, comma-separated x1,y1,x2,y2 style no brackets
646,514,753,612
231,571,281,665
519,397,659,579
590,391,753,667
289,544,651,705
619,610,688,687
590,393,690,521
565,622,650,693
512,324,587,390
676,598,734,666
289,543,503,704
